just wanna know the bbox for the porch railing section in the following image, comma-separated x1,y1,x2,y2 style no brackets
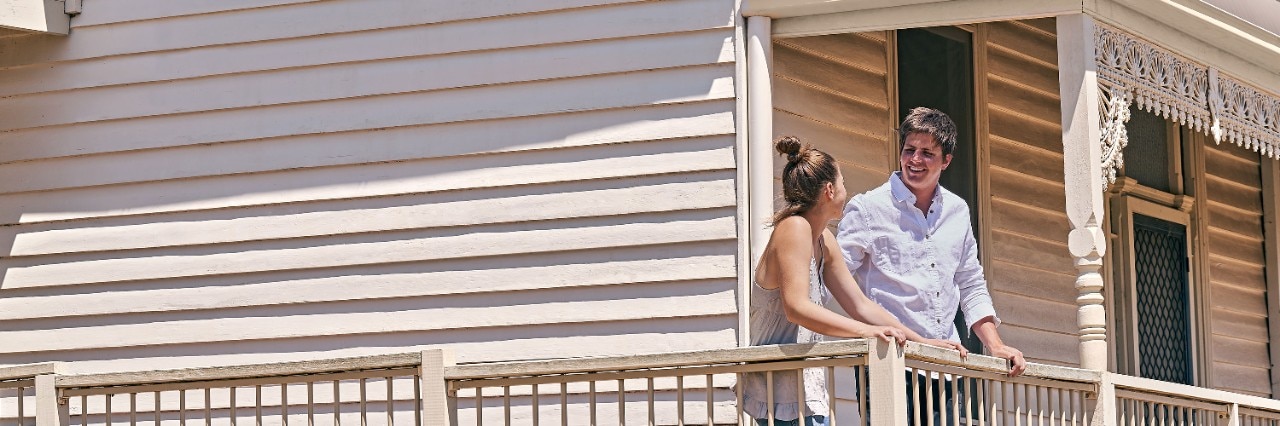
6,340,1280,426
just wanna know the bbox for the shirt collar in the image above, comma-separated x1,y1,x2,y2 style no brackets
889,171,944,208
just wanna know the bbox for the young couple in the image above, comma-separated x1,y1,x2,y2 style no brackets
741,108,1027,426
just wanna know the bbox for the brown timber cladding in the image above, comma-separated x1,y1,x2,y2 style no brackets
0,0,740,372
982,19,1079,368
1204,140,1270,396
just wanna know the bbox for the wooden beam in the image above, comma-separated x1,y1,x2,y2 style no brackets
770,0,1079,38
866,338,907,426
0,0,69,35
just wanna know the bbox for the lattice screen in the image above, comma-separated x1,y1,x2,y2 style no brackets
1132,214,1193,385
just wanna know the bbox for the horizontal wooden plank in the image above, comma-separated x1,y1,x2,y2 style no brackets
3,173,735,257
1205,175,1264,214
1210,335,1271,368
991,291,1077,335
1206,227,1265,264
1207,137,1265,163
1206,203,1264,241
1,1,728,98
988,228,1073,276
1207,255,1266,287
1,0,733,68
989,135,1064,183
73,0,355,27
0,206,737,289
987,107,1063,155
0,128,735,227
987,48,1059,98
996,324,1079,367
986,20,1058,68
0,245,735,321
773,43,888,107
989,166,1067,213
988,258,1077,305
1018,18,1057,36
778,32,887,75
1211,281,1267,317
1210,308,1269,344
1210,361,1272,397
774,77,889,137
0,32,734,132
988,77,1061,127
0,99,734,194
1204,144,1262,188
57,352,420,387
0,281,738,353
990,197,1071,245
0,63,734,164
774,110,889,173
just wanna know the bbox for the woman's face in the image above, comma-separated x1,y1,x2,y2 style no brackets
826,169,848,216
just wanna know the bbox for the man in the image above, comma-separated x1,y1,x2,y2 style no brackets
837,107,1026,421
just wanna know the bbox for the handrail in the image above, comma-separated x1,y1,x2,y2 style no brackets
0,362,62,381
55,352,421,388
1109,372,1280,411
444,339,871,381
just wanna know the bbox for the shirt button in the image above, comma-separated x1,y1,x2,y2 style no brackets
930,263,936,268
936,292,941,297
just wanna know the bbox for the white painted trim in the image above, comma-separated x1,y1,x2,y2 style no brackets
1108,372,1280,411
0,0,69,34
734,0,752,348
746,16,774,285
1057,13,1110,372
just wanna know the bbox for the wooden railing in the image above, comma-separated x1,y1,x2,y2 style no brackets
3,340,1278,426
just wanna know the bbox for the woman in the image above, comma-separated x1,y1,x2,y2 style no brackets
740,136,967,426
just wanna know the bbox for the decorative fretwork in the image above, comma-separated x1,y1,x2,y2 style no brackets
1210,68,1280,159
1099,83,1132,187
1095,25,1212,132
1093,23,1280,180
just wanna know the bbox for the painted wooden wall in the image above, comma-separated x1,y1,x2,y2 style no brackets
980,19,1079,367
772,31,895,198
0,0,741,374
1203,141,1271,396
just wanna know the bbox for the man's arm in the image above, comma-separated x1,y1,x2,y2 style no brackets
972,316,1026,376
954,213,1026,376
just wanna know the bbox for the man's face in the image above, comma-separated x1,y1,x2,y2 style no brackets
899,132,952,194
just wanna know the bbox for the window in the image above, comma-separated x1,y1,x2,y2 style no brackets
1108,108,1202,384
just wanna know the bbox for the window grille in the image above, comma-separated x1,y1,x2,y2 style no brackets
1132,213,1193,385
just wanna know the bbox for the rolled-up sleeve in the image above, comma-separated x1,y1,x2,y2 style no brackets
957,223,1000,331
837,198,869,273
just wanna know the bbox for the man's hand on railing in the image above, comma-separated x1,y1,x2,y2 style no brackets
920,339,968,359
988,343,1027,377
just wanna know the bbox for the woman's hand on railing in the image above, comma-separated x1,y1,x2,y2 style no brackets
859,325,908,346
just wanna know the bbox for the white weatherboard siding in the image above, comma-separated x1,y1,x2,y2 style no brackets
0,0,741,373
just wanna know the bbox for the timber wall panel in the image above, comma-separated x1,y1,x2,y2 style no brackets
983,19,1079,367
1203,141,1271,396
772,31,893,197
0,0,740,372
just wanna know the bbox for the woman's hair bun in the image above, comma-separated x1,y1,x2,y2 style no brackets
775,136,803,160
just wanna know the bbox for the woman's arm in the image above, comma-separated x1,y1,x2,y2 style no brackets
819,229,968,356
766,218,906,343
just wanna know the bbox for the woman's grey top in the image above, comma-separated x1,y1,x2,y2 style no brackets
739,239,831,421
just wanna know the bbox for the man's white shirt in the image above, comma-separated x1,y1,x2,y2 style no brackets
836,171,1000,341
